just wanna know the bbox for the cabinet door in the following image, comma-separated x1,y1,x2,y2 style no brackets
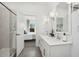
0,3,10,48
39,39,44,56
43,40,50,57
50,44,72,57
39,38,50,57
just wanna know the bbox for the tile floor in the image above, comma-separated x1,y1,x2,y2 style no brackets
19,40,42,57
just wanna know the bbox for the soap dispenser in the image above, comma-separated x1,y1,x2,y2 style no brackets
63,33,67,42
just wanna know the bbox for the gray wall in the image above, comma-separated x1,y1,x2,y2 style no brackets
0,3,10,48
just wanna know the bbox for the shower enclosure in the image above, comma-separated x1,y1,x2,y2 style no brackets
0,3,16,57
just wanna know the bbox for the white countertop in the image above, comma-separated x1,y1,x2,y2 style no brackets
40,35,72,46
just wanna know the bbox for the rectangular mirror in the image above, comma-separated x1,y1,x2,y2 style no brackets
56,17,63,32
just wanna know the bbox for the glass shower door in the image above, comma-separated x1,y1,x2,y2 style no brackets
9,12,16,57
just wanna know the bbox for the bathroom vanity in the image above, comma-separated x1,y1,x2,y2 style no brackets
38,3,72,57
39,35,72,57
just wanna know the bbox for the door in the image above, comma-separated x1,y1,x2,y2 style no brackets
16,14,24,56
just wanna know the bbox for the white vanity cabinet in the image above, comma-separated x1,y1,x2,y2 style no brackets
39,37,50,57
39,35,72,57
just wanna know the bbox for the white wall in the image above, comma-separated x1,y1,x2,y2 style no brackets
72,10,79,57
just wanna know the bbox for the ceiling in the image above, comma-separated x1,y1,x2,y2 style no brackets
3,2,59,16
